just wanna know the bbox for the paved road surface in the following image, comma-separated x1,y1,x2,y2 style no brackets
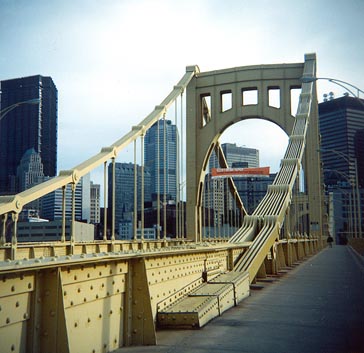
116,245,364,353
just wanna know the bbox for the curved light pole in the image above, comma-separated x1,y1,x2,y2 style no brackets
0,98,40,246
301,75,364,106
319,148,361,238
0,98,40,121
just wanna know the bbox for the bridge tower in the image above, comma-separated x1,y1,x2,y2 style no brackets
185,54,323,243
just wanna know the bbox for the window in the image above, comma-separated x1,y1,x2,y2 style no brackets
268,87,280,108
221,91,232,112
242,88,258,105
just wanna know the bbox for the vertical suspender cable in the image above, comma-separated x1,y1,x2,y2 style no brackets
175,98,180,239
163,113,167,240
157,119,161,240
71,182,76,242
11,212,18,259
208,174,211,239
61,185,66,242
202,176,205,240
134,139,137,240
141,133,145,241
217,148,220,239
111,157,116,241
180,92,185,238
103,161,107,240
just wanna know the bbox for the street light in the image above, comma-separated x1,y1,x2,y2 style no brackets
0,98,40,121
301,75,364,109
319,148,361,238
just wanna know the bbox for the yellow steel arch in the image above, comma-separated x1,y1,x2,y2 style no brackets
185,54,323,259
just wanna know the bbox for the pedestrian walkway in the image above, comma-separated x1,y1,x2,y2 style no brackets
116,245,364,353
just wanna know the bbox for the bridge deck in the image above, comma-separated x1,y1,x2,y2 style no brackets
117,245,364,353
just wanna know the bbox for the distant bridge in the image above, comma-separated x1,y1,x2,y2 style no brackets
0,53,325,353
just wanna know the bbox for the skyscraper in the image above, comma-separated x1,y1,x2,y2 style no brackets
319,95,364,187
16,148,45,192
319,95,364,241
0,75,58,194
209,143,259,170
144,120,177,201
90,181,101,224
41,175,90,222
108,162,151,235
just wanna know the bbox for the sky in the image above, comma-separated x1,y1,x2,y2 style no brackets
1,0,364,187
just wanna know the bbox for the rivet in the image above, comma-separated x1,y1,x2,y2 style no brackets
15,301,19,307
6,318,10,324
11,344,15,351
11,285,15,292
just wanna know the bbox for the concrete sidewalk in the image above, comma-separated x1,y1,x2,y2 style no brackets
116,246,364,353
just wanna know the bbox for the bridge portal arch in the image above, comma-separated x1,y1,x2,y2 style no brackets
186,55,323,242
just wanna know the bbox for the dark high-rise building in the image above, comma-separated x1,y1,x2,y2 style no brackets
319,95,364,187
0,75,58,194
319,95,364,242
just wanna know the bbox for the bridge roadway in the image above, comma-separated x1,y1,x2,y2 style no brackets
118,245,364,353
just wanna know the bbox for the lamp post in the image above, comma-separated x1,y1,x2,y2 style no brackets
319,148,361,238
0,98,40,121
0,97,41,246
301,75,364,106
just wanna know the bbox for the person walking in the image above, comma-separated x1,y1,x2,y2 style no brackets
327,234,334,248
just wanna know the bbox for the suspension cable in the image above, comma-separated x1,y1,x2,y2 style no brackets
141,134,145,241
180,91,184,238
163,113,167,240
133,139,137,241
103,161,107,241
111,157,116,241
208,173,211,239
175,98,179,239
157,118,160,240
61,185,66,242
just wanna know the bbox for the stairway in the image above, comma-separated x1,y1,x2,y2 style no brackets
157,271,250,329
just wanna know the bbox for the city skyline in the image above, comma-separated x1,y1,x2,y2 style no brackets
0,75,58,194
1,1,363,192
